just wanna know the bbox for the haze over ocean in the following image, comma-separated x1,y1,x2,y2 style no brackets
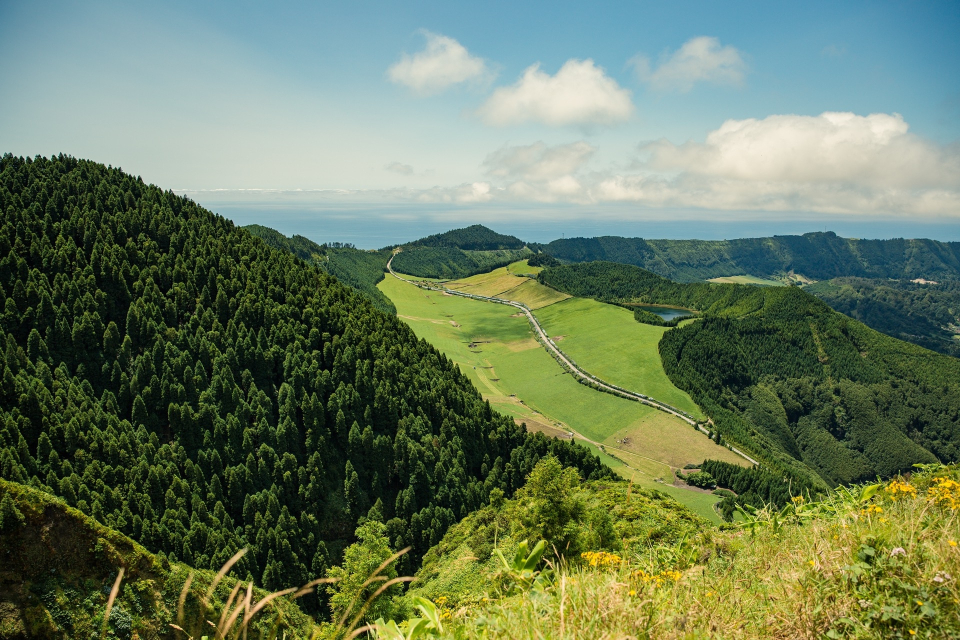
199,198,960,249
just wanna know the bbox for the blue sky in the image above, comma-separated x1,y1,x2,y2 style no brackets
2,1,959,244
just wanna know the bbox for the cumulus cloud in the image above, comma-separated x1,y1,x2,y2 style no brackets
591,111,960,215
385,162,414,176
477,59,633,126
644,112,960,189
632,36,746,92
388,31,490,95
479,141,596,202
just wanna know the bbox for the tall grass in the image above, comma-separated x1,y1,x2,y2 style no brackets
441,465,960,639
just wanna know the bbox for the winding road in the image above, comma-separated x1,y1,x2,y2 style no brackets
386,254,759,467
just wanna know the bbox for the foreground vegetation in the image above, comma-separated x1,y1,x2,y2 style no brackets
376,462,960,639
0,478,315,638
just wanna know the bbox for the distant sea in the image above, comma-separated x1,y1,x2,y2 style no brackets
188,196,960,249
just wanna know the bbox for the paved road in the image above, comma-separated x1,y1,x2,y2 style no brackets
386,254,759,467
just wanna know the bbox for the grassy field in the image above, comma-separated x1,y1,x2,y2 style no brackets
707,274,784,286
506,259,542,276
442,264,570,309
534,298,704,419
380,273,745,522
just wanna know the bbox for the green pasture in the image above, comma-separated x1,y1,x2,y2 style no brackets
534,297,705,419
506,259,542,275
379,274,741,520
707,274,783,286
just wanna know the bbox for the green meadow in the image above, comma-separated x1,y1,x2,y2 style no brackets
534,297,704,419
707,274,784,286
379,273,744,522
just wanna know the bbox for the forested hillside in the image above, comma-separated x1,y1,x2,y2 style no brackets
541,262,960,489
806,277,960,357
390,246,532,280
244,225,395,315
408,224,525,251
0,154,609,616
542,232,960,283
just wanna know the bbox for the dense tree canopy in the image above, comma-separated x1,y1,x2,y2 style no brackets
390,247,532,280
806,277,960,357
0,154,609,615
408,225,526,251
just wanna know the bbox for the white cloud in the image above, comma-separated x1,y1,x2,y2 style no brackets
632,36,746,92
480,141,595,202
593,112,960,215
477,59,633,127
388,31,490,95
482,141,595,180
644,112,960,189
385,162,414,176
415,182,494,203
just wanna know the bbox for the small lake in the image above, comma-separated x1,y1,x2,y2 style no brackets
635,305,692,322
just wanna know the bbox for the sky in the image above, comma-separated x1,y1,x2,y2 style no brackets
2,0,959,246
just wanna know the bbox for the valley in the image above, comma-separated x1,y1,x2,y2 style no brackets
379,261,745,522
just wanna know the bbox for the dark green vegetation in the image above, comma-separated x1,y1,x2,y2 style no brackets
0,154,612,618
524,253,560,269
244,224,395,315
391,224,533,280
408,456,706,607
390,247,532,280
806,277,960,358
408,224,525,251
542,232,960,283
632,307,693,327
0,478,314,639
541,261,960,495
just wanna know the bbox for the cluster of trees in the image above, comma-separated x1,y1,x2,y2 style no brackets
391,247,532,280
806,277,960,357
245,225,395,315
541,232,960,283
541,261,960,490
0,154,610,616
407,225,526,251
632,307,693,327
526,253,559,268
699,460,824,520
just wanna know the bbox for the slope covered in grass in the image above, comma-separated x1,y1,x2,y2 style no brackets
416,464,960,639
0,479,314,639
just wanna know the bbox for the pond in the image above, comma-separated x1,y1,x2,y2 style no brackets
635,305,692,322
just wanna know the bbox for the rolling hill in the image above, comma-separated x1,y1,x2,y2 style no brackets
540,261,960,493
